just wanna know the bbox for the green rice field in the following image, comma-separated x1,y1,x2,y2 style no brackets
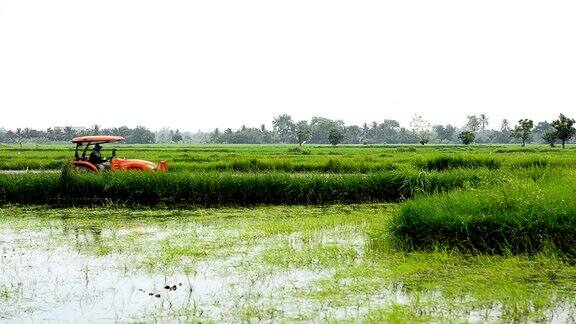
1,143,576,322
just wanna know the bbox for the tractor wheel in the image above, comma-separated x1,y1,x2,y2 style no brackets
74,164,96,172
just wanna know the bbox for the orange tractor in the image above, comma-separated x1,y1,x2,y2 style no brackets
72,136,167,172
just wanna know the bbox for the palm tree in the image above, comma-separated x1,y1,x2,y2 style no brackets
91,124,100,135
480,114,489,131
500,119,510,133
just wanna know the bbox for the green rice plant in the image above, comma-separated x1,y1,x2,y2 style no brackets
509,156,549,168
494,147,537,153
286,147,311,155
385,171,576,255
416,155,501,171
2,144,576,174
0,169,491,206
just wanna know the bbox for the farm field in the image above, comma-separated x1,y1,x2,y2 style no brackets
1,144,576,322
2,143,576,172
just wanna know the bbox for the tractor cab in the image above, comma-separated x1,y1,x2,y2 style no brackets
71,136,167,172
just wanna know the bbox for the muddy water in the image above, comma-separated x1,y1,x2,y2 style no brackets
1,211,575,322
0,219,370,322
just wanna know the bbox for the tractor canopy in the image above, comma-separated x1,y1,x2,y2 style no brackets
72,135,124,161
72,136,124,144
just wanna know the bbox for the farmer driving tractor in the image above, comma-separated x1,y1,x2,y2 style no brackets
72,135,167,172
88,144,114,170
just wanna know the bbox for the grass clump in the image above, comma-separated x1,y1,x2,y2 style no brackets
386,172,576,255
416,154,501,171
286,147,311,155
510,156,549,168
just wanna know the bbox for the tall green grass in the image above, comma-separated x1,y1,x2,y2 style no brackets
386,171,576,255
0,169,491,206
416,155,501,171
2,144,576,173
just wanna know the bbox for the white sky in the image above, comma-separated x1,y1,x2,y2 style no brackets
1,1,575,131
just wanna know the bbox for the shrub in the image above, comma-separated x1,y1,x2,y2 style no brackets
458,131,475,145
386,174,576,255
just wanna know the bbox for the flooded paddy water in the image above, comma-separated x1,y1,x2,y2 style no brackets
1,205,575,322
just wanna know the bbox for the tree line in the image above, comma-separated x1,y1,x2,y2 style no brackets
0,126,156,144
1,113,575,147
207,113,575,147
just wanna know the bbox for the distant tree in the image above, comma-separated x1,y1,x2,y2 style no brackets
444,125,457,142
63,126,74,140
433,124,456,142
361,123,370,144
551,114,576,149
458,130,475,145
223,128,234,143
466,115,481,132
171,129,183,143
296,129,310,146
15,128,23,147
260,124,273,143
182,131,209,143
380,119,401,143
396,127,419,144
210,128,222,143
272,114,296,143
90,124,100,135
344,125,362,144
433,125,446,141
234,126,264,144
479,114,489,131
532,121,553,144
295,120,310,146
129,126,155,144
500,119,510,133
511,119,534,146
410,115,431,145
328,128,344,146
370,121,380,142
542,130,558,147
310,117,344,144
154,128,171,143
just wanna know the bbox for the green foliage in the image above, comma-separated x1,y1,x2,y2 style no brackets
433,124,456,142
295,120,311,146
466,115,481,132
272,114,296,143
417,155,501,171
511,119,534,146
327,128,344,146
551,113,576,148
286,147,310,155
458,131,475,145
409,115,431,145
542,130,558,147
387,173,576,255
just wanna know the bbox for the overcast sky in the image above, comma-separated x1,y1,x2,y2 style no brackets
1,1,575,131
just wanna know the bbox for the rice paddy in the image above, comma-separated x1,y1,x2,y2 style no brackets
1,143,576,321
